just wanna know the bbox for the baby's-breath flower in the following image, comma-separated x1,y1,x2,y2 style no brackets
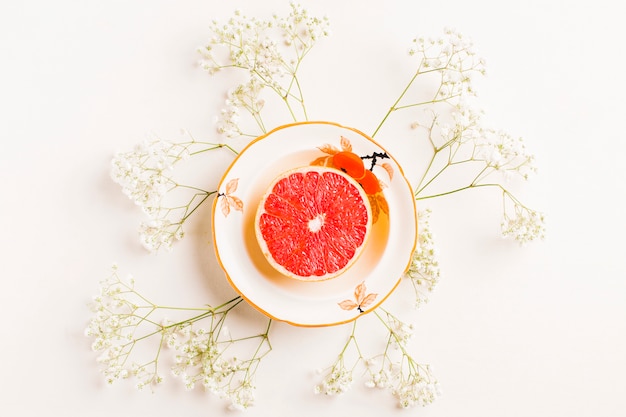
86,268,163,389
199,3,330,138
393,373,441,408
365,367,391,389
110,137,178,212
170,319,271,410
411,102,541,244
369,310,441,408
501,199,546,245
138,218,181,252
315,361,353,396
86,266,270,406
405,209,441,307
387,314,414,348
373,28,486,139
409,27,485,100
474,127,537,180
216,105,242,138
317,315,439,408
110,132,234,252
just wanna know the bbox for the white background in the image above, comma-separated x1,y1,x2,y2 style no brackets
1,1,625,416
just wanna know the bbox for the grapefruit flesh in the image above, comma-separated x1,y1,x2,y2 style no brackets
255,166,372,281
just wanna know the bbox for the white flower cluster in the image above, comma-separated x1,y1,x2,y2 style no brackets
393,371,442,408
218,78,265,138
137,218,183,253
85,267,164,389
198,3,330,137
436,104,537,182
316,312,439,408
86,267,271,407
386,313,414,348
111,137,192,251
169,323,263,410
199,3,329,77
110,134,231,252
314,361,353,396
414,103,543,243
501,199,546,245
409,27,486,102
110,137,186,212
471,121,537,181
405,209,441,307
364,312,441,408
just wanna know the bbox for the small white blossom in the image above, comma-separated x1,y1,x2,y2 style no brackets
393,376,441,408
170,321,269,410
86,268,163,390
315,363,353,396
475,128,537,180
362,311,441,408
216,105,242,138
110,138,176,212
387,315,414,348
501,202,546,245
365,367,392,389
138,219,180,252
86,267,270,408
409,28,486,103
110,132,226,252
405,209,441,307
199,3,330,138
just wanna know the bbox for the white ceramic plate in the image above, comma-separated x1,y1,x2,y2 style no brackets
212,121,417,327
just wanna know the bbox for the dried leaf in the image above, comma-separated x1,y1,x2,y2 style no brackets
310,155,331,166
225,178,239,195
340,136,352,152
360,293,378,309
381,162,394,180
338,300,358,311
354,281,367,303
220,197,231,217
339,281,378,312
377,193,389,215
229,195,244,212
368,194,380,224
318,144,339,155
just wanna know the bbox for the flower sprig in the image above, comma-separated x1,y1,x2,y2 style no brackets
85,265,272,409
404,209,440,307
198,2,330,137
372,27,486,138
170,318,272,410
370,309,440,408
372,27,544,244
315,311,439,408
110,132,238,252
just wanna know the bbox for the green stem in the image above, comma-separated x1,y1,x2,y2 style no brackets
372,70,421,138
415,182,504,201
189,143,239,156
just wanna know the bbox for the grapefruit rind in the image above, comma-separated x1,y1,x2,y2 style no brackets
254,166,373,281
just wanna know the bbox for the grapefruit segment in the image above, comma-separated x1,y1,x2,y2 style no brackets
255,166,372,281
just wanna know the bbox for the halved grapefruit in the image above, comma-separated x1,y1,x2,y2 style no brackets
255,166,372,281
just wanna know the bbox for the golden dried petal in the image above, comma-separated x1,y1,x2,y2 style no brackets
339,136,352,152
381,162,394,180
338,300,358,311
318,144,339,155
360,293,378,309
225,178,239,194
